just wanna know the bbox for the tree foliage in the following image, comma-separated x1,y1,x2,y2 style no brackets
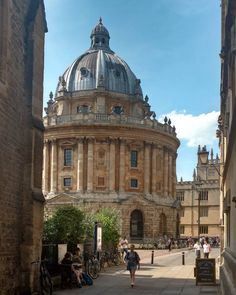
95,208,120,249
43,206,86,249
43,206,121,251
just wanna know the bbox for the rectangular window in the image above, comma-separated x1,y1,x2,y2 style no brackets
64,177,72,187
130,150,138,167
199,225,208,234
130,178,138,188
97,177,105,187
200,207,208,217
180,225,185,234
64,148,72,166
180,209,184,217
199,190,208,201
176,191,185,201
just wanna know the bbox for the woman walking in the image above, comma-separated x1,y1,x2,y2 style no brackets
125,244,140,287
203,239,211,258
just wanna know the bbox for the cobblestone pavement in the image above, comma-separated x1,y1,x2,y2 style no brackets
53,248,221,295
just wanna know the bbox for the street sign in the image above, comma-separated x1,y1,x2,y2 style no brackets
195,258,216,285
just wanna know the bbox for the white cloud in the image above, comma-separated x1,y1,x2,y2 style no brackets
159,110,220,147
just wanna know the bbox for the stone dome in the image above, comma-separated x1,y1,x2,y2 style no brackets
55,18,143,98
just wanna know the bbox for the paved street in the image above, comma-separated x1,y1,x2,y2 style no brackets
53,248,221,295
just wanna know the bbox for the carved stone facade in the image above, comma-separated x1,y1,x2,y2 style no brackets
44,19,180,241
176,146,220,239
219,1,236,294
0,0,47,294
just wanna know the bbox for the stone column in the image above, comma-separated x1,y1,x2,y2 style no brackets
87,138,94,192
168,153,172,197
151,144,157,194
144,142,151,194
172,153,177,198
163,147,168,197
77,138,84,192
42,139,49,193
119,139,125,192
109,138,116,192
50,139,57,193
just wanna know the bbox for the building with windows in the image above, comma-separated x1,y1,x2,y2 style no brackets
0,0,47,293
44,19,180,241
218,1,236,294
176,146,220,238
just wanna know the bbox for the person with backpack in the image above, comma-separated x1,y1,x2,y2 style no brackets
124,244,140,288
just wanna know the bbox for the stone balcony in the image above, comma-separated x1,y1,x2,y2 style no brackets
43,112,177,137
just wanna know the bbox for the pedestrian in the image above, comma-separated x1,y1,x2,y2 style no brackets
193,241,201,258
125,244,140,288
120,236,129,259
203,239,211,258
167,238,172,252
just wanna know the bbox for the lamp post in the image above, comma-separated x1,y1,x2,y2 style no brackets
193,178,203,241
197,191,201,241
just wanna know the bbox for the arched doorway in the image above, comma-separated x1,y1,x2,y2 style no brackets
159,213,167,235
130,210,143,240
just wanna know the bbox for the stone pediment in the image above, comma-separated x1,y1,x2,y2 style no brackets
120,194,153,206
46,193,78,204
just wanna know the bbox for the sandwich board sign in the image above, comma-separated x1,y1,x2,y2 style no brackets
196,258,216,285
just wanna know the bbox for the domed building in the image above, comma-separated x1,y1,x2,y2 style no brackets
43,19,180,241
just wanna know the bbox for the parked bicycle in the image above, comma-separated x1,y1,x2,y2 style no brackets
86,255,100,279
31,259,53,295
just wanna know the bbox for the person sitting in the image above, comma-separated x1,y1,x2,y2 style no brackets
60,252,74,288
72,248,83,288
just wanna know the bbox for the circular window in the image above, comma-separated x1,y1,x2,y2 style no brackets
112,106,123,115
114,69,121,77
80,67,88,77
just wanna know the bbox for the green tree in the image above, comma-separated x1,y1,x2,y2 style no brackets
95,208,120,250
43,206,86,249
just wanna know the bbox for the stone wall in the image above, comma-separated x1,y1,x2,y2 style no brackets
0,1,47,293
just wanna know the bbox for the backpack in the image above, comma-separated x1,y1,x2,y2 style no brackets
82,272,93,285
126,251,140,263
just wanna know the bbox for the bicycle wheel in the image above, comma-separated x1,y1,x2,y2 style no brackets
40,266,53,295
88,262,99,279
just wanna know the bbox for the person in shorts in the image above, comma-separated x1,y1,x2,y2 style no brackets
125,244,140,287
120,236,129,260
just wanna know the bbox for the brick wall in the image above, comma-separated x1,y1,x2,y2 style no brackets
0,0,47,293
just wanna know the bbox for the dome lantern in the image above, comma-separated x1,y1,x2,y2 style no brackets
90,17,111,52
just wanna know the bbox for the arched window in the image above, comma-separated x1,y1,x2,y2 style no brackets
159,213,167,235
130,210,143,239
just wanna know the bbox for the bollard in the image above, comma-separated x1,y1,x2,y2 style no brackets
151,250,154,264
182,251,185,265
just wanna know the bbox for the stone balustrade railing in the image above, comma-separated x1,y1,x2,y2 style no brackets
44,113,177,136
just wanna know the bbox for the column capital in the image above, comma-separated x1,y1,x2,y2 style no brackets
144,141,152,147
44,139,50,144
86,136,95,143
118,137,126,144
107,136,118,144
76,136,85,144
51,138,57,144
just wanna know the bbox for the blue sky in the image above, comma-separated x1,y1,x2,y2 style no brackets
43,0,221,181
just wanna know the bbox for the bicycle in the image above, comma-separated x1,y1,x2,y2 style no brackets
31,259,53,295
86,255,100,279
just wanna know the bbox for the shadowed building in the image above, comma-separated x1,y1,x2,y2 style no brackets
43,19,180,241
218,1,236,294
0,0,47,293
